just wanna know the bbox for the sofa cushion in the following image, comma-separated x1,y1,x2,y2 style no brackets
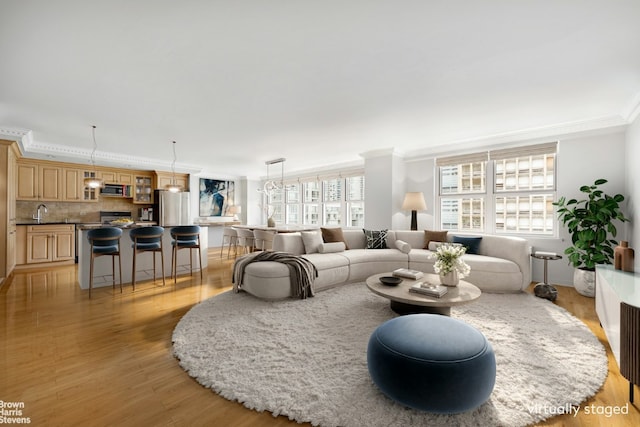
395,240,412,254
452,236,483,255
424,230,448,249
302,253,350,270
363,229,388,249
343,248,408,264
322,227,350,249
318,242,346,253
301,231,323,254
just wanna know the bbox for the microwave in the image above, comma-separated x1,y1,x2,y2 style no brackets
100,184,124,196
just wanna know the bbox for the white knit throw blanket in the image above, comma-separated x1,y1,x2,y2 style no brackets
232,251,317,299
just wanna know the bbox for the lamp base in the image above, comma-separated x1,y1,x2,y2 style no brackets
410,210,418,231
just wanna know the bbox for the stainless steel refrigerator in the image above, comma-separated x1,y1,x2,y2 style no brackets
153,190,191,226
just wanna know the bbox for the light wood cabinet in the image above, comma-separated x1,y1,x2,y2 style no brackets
16,161,62,201
98,170,117,183
118,173,133,185
2,140,18,281
25,224,75,264
16,162,38,200
133,174,154,204
63,168,84,201
155,171,189,191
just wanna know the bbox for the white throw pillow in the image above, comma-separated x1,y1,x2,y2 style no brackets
395,240,412,254
301,231,324,254
318,242,346,254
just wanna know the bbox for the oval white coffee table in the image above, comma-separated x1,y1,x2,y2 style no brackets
366,272,482,316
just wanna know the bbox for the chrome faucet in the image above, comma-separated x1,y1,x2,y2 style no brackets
33,203,48,223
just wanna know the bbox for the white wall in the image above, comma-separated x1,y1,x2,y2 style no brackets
364,153,397,229
626,114,640,271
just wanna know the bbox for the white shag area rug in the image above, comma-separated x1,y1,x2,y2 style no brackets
172,283,607,427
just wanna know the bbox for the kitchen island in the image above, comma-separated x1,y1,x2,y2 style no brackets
77,225,208,291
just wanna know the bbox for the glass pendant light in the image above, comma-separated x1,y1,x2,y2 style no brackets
83,125,104,189
166,140,182,193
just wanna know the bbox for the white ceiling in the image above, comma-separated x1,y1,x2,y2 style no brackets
1,0,639,178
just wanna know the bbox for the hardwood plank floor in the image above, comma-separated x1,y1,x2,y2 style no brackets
1,255,638,426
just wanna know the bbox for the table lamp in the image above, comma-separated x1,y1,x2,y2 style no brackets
402,192,427,231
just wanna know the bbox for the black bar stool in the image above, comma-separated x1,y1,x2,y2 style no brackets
170,225,202,283
129,226,166,290
87,227,123,298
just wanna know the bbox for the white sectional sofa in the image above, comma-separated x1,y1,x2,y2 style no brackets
237,229,531,300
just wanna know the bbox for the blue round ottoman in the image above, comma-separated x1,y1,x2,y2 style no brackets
367,314,496,414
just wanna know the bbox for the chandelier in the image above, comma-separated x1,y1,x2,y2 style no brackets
166,140,182,193
258,158,286,196
83,125,104,189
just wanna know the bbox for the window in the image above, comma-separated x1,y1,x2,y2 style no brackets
437,142,557,236
264,172,365,227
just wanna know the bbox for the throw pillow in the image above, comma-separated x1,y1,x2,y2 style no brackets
301,231,323,254
321,227,349,250
423,230,448,249
363,229,388,249
452,235,483,255
395,240,412,254
318,242,346,253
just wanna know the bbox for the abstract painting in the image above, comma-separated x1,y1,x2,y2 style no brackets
199,178,234,217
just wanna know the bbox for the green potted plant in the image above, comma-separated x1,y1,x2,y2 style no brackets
553,178,628,297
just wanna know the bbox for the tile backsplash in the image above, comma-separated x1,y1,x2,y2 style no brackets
17,199,152,223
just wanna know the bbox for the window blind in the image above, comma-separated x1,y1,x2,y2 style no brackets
489,142,558,160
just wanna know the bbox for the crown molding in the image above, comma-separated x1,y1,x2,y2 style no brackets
0,127,202,174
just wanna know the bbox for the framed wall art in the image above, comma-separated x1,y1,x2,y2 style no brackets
199,178,235,217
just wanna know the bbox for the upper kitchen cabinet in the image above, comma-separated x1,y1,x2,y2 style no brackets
155,171,189,191
133,174,154,204
16,161,62,201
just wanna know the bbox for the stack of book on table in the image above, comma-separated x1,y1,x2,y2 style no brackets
409,282,448,298
392,268,424,280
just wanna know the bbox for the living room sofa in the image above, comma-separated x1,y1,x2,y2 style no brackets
237,229,531,300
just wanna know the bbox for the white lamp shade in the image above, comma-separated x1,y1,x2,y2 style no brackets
402,192,427,211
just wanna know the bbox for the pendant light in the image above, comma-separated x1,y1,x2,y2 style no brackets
83,125,104,189
257,158,286,196
166,140,182,193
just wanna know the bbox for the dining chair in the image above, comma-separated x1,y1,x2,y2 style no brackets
234,227,256,255
170,225,202,283
253,229,276,251
129,226,166,290
87,227,123,298
220,226,238,258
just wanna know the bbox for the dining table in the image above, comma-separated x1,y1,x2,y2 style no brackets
232,224,320,233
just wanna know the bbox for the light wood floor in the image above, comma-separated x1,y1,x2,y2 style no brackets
1,254,638,426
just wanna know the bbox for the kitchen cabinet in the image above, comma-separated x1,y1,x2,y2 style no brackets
83,171,99,202
16,161,62,201
62,168,85,201
133,174,154,204
155,171,189,191
25,224,75,264
1,140,18,281
98,170,117,183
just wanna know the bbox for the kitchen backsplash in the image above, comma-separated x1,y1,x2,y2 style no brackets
17,199,152,223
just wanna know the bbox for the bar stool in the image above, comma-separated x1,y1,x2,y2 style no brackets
129,226,166,290
234,227,256,255
87,227,123,298
253,229,276,251
170,225,202,283
221,227,238,258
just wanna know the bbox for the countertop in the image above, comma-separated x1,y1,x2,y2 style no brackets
17,221,83,225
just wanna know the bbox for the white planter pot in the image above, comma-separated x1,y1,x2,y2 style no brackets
573,268,596,297
439,270,459,287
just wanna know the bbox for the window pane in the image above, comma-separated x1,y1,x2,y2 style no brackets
440,197,485,231
440,162,486,195
323,179,342,202
285,183,299,203
495,153,555,192
303,204,320,225
348,202,365,227
324,203,341,225
495,194,554,235
347,176,365,201
285,204,299,225
303,182,320,203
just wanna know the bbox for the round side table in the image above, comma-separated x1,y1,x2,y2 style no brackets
530,252,562,301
